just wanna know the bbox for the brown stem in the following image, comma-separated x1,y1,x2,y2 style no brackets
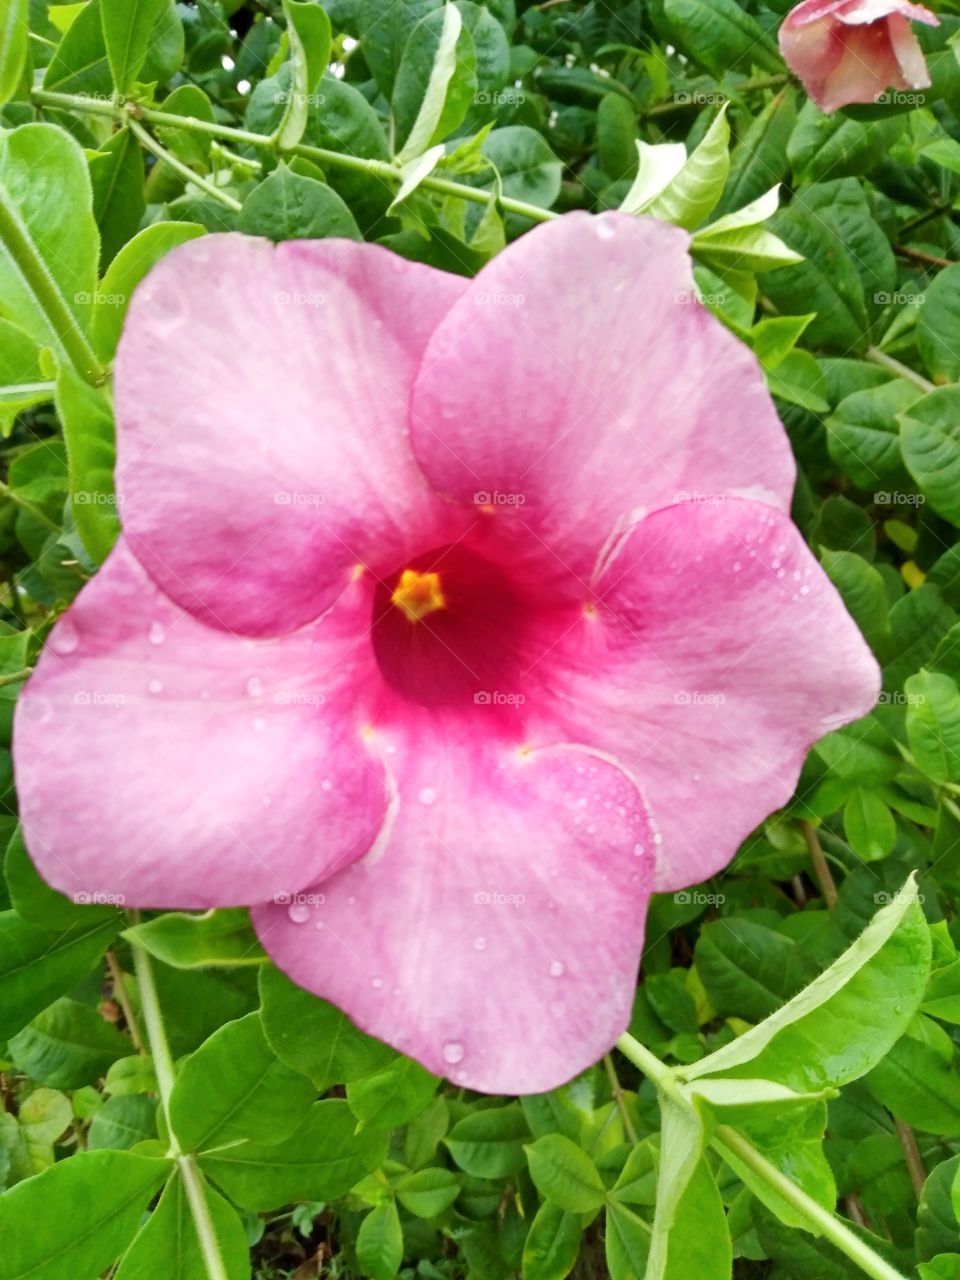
800,821,838,909
106,950,144,1053
894,1117,926,1200
894,244,957,269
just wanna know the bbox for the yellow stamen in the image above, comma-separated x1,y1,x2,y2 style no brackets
391,568,445,623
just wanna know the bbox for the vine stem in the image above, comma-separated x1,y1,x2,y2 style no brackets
615,1032,908,1280
129,918,230,1280
864,346,935,395
126,117,242,213
0,190,106,387
31,89,560,225
800,819,838,909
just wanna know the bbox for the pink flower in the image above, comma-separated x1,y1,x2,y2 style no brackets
779,0,939,114
13,215,878,1093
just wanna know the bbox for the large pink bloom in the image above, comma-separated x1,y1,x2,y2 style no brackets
13,215,879,1093
780,0,939,113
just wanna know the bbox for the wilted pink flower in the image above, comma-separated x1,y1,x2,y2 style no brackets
14,215,878,1093
780,0,939,113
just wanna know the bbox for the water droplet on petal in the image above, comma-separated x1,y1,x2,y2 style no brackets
253,716,267,732
474,936,487,951
314,920,325,930
443,1041,464,1065
419,786,437,805
549,960,565,977
246,676,264,697
51,618,79,654
632,842,645,857
371,976,383,988
148,679,163,695
287,902,310,924
595,219,615,240
320,778,332,792
148,622,165,645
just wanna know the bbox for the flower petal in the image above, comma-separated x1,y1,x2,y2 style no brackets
543,498,880,892
410,213,794,584
13,540,387,908
253,741,655,1094
116,234,468,637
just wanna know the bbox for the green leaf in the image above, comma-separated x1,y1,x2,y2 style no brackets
347,1055,439,1131
0,909,118,1043
394,1166,460,1217
87,1095,157,1152
685,876,931,1091
394,4,476,162
918,263,960,385
88,129,145,271
43,0,111,95
826,379,920,492
168,1012,316,1153
101,0,166,94
274,0,332,151
90,221,204,361
4,826,118,931
662,0,781,76
620,140,687,216
692,186,802,272
0,123,99,356
522,1200,583,1280
0,0,28,106
56,363,118,565
0,1150,171,1280
356,1200,403,1280
715,88,796,218
644,106,730,230
695,918,811,1021
0,318,47,434
238,164,360,241
646,1099,731,1280
445,1104,530,1177
121,908,265,969
8,996,129,1088
819,550,889,651
597,92,638,180
901,387,960,526
604,1199,651,1280
358,0,441,98
114,1169,249,1280
905,670,960,784
524,1134,606,1213
259,964,394,1088
867,1014,960,1134
0,1088,72,1183
199,1099,388,1211
479,125,561,223
843,789,897,861
787,101,905,182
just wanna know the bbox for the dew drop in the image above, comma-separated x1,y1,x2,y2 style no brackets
148,679,163,695
632,842,645,857
418,786,437,805
549,960,565,978
442,1041,464,1065
51,618,79,655
287,902,310,924
732,561,742,572
261,795,272,807
314,919,325,930
799,584,810,595
246,676,264,697
148,622,165,645
320,777,333,792
253,716,267,732
595,219,615,240
347,895,356,905
474,936,487,951
371,976,383,989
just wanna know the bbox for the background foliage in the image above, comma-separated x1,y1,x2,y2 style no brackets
4,0,960,1277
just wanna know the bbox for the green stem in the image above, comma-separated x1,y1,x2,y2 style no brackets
865,346,935,395
0,189,106,386
130,920,230,1280
31,90,559,224
0,478,60,532
800,820,838,909
0,666,32,687
616,1032,908,1280
126,118,242,213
